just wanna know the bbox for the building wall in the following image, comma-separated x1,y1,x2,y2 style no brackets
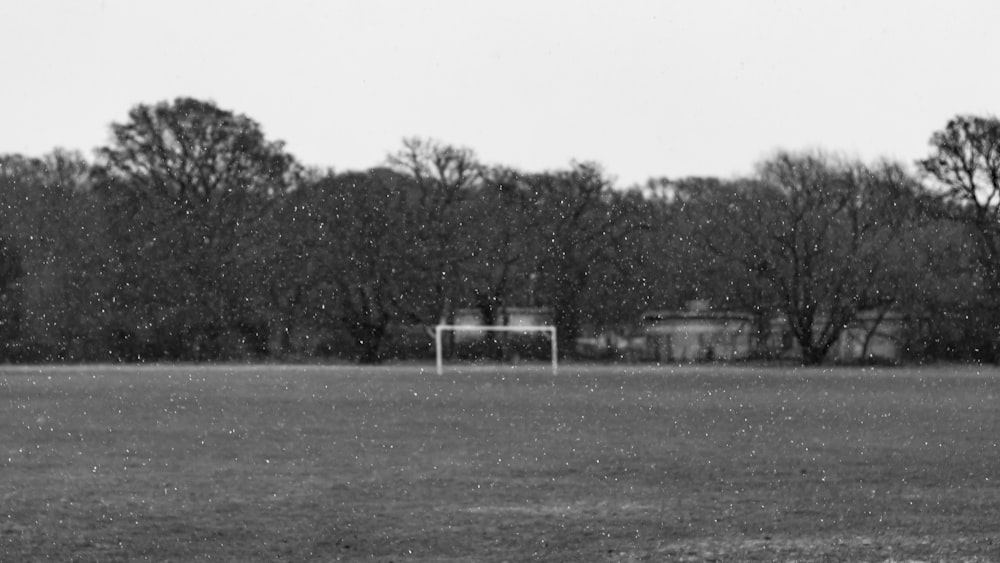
830,313,903,363
643,316,754,361
640,309,904,363
450,307,553,343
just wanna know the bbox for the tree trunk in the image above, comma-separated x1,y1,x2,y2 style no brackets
351,320,387,364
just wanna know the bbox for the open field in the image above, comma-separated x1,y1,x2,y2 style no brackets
2,363,1000,562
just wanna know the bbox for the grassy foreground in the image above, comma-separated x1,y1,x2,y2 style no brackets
2,363,999,562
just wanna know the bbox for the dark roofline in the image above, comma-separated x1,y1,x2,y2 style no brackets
642,310,754,322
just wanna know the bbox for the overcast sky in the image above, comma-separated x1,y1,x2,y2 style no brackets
3,0,999,187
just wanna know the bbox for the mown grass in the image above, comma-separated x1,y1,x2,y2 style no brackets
2,363,999,562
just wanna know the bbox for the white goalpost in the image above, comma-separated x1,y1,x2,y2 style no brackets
434,324,558,375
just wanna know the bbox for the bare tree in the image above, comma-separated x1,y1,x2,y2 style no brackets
385,138,483,336
527,162,636,354
93,98,299,360
293,169,423,363
0,151,113,360
919,115,1000,288
0,237,23,359
699,152,916,364
919,115,1000,361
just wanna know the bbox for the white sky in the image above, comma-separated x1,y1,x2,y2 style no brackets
2,0,999,187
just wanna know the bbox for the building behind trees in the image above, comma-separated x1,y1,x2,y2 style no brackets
0,99,995,365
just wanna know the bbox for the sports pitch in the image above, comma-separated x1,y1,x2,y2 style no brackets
2,363,999,562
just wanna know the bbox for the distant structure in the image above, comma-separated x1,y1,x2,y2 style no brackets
824,310,904,363
445,301,904,364
637,302,904,363
641,301,755,362
450,307,553,342
571,301,904,363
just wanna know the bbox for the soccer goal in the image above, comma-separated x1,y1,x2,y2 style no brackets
434,324,558,375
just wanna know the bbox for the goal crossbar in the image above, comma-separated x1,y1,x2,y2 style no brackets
434,324,557,375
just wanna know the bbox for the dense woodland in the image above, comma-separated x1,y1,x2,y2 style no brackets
1,97,999,364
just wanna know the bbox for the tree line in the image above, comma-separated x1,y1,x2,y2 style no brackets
0,98,997,364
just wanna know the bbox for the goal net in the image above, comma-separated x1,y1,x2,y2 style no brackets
434,324,558,375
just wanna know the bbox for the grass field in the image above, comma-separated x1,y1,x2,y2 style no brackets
2,363,999,562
